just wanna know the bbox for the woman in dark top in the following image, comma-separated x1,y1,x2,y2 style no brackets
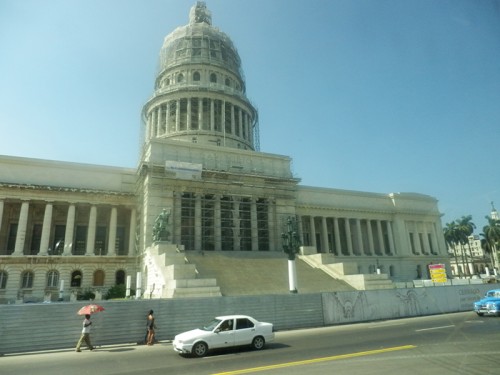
146,310,155,345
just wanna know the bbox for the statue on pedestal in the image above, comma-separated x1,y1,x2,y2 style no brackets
152,208,171,242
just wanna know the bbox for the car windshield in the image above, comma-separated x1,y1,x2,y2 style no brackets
201,318,221,331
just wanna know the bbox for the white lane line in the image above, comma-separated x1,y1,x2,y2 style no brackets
415,325,455,332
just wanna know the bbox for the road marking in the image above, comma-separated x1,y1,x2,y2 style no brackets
212,345,417,375
415,325,455,332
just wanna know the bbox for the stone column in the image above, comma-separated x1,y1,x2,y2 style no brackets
238,107,243,137
86,205,97,256
345,218,353,256
38,202,53,256
165,102,170,135
128,208,136,256
251,198,258,251
63,204,75,256
297,215,304,245
267,200,276,252
355,219,363,256
387,221,395,255
376,220,384,256
173,192,182,244
230,104,235,135
333,217,341,255
215,195,221,251
13,201,29,255
210,99,215,131
367,220,374,256
309,216,317,249
198,98,203,130
175,99,180,132
187,98,192,130
157,106,163,136
322,217,329,253
107,206,117,256
194,194,202,251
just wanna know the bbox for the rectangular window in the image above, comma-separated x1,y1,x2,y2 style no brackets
30,224,42,255
74,226,87,255
52,225,66,255
7,224,18,254
95,226,107,255
116,227,126,255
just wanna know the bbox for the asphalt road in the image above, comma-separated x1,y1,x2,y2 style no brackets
2,312,500,375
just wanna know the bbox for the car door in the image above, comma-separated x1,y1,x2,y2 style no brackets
234,318,256,346
209,318,235,349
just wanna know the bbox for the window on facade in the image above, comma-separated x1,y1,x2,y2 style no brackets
47,270,59,288
193,71,201,81
191,97,199,130
210,73,217,83
74,226,87,255
71,270,82,287
21,271,34,289
93,270,105,287
177,73,184,83
256,198,270,251
179,98,188,130
225,103,232,134
220,196,234,251
181,193,195,250
0,271,7,289
30,224,42,255
116,227,126,255
95,226,107,255
115,270,126,285
240,198,252,251
225,78,231,86
201,194,215,251
7,224,18,254
52,225,65,255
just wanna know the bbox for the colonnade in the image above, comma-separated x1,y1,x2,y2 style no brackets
0,200,136,257
298,215,441,257
170,192,275,252
146,97,253,145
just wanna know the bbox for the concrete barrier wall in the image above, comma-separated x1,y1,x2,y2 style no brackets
0,284,495,355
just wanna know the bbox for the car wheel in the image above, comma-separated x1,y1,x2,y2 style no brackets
476,312,484,316
192,341,208,357
251,336,265,350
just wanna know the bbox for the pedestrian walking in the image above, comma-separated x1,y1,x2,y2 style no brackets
146,310,156,345
76,314,94,352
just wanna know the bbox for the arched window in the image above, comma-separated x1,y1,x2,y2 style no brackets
115,270,126,285
47,270,59,288
225,78,230,86
193,71,201,81
389,265,395,277
210,73,217,83
93,270,105,287
21,271,34,289
177,73,184,83
71,270,83,287
0,270,8,289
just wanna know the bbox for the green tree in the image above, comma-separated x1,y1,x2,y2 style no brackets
482,215,500,271
456,215,476,276
444,221,461,277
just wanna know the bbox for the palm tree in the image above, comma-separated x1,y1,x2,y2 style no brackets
444,221,461,277
456,215,476,276
483,215,500,271
480,235,493,270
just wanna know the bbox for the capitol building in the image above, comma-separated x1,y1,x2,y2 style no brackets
0,2,450,303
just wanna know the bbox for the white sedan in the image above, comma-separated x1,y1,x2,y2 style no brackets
173,315,275,357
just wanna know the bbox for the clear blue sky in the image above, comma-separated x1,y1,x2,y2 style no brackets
1,0,499,232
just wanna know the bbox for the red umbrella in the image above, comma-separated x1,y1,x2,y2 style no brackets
77,304,105,315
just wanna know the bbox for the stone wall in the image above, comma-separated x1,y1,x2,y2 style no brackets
0,284,494,355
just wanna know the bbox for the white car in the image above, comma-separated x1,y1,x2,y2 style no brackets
173,314,275,357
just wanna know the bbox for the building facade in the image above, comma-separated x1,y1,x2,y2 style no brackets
0,2,450,303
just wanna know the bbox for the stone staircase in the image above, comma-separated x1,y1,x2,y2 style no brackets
144,243,222,298
184,251,354,295
300,253,395,290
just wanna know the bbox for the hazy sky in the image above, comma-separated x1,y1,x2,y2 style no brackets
1,0,499,231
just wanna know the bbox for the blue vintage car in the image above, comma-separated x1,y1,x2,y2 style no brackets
473,289,500,316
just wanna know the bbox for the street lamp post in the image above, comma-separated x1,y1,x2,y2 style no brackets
281,216,301,294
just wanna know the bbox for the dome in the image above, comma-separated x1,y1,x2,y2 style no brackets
143,2,258,151
158,2,244,84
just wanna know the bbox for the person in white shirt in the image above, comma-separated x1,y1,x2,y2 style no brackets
76,314,94,352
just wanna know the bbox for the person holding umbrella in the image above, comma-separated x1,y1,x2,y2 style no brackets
75,314,94,352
